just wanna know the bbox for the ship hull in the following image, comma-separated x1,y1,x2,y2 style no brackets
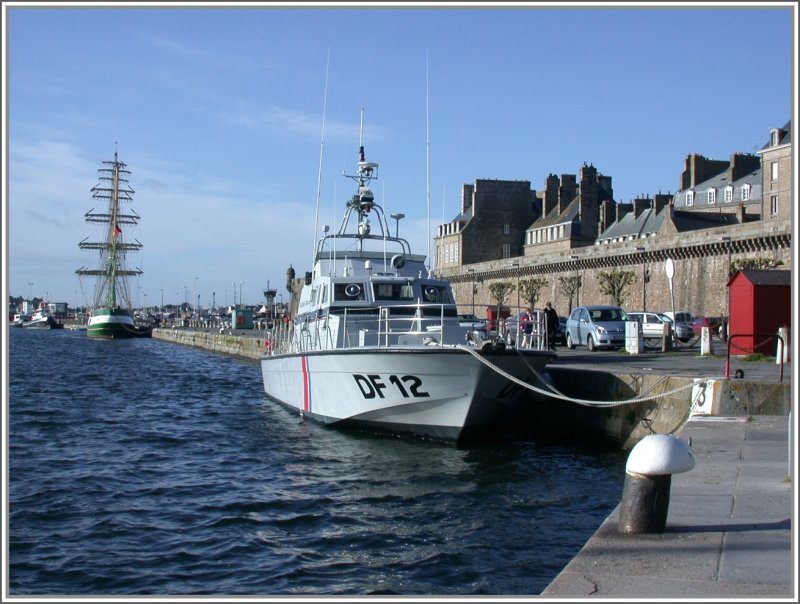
87,307,152,339
261,346,555,442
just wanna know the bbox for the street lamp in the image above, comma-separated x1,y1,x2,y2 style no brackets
160,288,164,313
635,246,647,311
467,268,475,314
232,282,236,307
28,282,33,301
721,236,732,329
239,281,244,308
193,277,198,316
512,261,520,312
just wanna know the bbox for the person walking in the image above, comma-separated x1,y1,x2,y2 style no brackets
521,308,535,348
544,301,559,351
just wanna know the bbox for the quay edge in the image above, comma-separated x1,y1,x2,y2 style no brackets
151,328,790,449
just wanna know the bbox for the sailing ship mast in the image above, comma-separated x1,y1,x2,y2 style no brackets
77,150,143,310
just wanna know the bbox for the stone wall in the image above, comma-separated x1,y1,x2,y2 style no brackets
442,219,792,318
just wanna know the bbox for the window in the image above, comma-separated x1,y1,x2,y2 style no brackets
724,186,733,203
771,195,779,215
502,244,511,259
707,189,716,204
503,224,510,235
686,190,694,206
771,161,779,181
741,185,751,201
771,129,779,146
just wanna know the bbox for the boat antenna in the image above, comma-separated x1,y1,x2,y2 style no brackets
425,49,431,277
312,48,330,266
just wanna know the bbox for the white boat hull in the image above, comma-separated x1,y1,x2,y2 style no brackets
261,346,555,441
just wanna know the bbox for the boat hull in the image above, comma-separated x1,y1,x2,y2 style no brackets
261,346,556,442
87,308,152,339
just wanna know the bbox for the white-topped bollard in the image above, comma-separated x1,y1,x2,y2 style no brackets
618,434,696,534
700,326,714,355
777,326,790,364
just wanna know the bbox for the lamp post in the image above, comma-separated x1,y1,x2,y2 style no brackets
193,276,198,317
160,288,164,313
28,282,33,301
721,236,732,333
467,268,475,314
636,247,647,311
239,281,244,308
512,261,520,312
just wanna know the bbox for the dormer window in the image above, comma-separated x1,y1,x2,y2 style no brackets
707,189,716,204
724,186,733,203
771,129,779,146
741,184,751,201
686,190,694,206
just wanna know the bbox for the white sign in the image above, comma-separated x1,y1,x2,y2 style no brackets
665,258,675,279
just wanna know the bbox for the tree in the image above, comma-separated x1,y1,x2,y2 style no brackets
730,257,784,278
598,269,636,306
558,275,581,312
488,281,515,308
518,277,548,310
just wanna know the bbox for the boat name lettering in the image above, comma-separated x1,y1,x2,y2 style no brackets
352,374,430,399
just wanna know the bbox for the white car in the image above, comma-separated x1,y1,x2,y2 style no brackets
627,312,672,342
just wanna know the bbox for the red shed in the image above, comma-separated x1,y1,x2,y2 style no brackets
728,269,791,354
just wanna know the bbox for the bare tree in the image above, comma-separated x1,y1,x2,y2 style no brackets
598,269,636,306
518,277,548,310
558,275,581,312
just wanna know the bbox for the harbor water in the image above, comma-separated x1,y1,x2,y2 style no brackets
7,328,628,596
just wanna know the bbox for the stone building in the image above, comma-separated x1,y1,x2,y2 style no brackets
432,120,793,321
758,120,792,222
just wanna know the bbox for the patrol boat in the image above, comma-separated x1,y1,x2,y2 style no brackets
260,140,556,442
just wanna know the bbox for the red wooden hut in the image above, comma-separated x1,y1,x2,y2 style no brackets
727,269,791,355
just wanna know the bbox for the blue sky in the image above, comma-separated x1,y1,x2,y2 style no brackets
4,2,796,310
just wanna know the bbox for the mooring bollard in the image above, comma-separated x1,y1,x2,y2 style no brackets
618,433,696,534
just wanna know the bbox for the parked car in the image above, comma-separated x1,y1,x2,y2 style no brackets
662,310,694,325
458,313,488,336
655,313,694,342
627,312,670,340
565,305,629,351
692,316,723,337
627,311,692,344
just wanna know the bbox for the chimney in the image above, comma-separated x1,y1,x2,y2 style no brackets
616,202,632,222
558,174,577,215
738,202,747,223
633,197,649,218
543,174,559,217
654,193,671,214
727,153,761,182
461,183,474,215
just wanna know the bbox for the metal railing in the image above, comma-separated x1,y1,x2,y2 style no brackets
725,333,785,382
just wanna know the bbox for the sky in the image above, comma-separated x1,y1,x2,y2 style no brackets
3,1,796,311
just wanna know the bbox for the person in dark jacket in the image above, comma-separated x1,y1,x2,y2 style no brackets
544,301,559,351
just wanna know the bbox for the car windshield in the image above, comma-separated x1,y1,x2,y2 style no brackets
590,308,626,321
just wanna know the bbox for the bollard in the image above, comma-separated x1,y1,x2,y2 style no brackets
700,326,714,356
618,434,695,534
777,326,790,364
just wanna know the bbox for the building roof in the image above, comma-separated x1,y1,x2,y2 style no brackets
674,166,762,210
760,120,792,150
597,204,665,243
730,269,791,287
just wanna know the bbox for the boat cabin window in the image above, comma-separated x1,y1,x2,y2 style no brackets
421,284,453,304
333,282,366,301
373,282,415,301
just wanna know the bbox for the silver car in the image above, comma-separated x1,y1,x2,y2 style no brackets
656,313,694,342
565,305,629,351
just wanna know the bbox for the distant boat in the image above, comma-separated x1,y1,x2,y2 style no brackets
76,150,152,339
19,304,64,329
260,119,556,443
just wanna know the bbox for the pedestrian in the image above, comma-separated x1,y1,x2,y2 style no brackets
521,308,534,348
544,301,559,351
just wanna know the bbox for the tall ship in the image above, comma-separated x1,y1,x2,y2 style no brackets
77,150,152,339
261,122,556,443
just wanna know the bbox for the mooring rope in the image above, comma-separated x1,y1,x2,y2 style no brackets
456,344,726,408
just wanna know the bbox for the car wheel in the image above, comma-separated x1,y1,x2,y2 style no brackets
587,335,596,352
566,332,575,350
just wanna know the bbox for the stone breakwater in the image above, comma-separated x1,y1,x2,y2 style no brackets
153,328,265,361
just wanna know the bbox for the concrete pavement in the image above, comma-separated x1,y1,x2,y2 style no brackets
542,414,795,598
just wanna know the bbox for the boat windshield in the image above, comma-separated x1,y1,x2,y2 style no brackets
373,282,415,301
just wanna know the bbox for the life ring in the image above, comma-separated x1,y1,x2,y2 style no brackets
236,315,244,325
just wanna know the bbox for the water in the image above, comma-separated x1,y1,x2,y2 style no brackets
7,328,627,597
